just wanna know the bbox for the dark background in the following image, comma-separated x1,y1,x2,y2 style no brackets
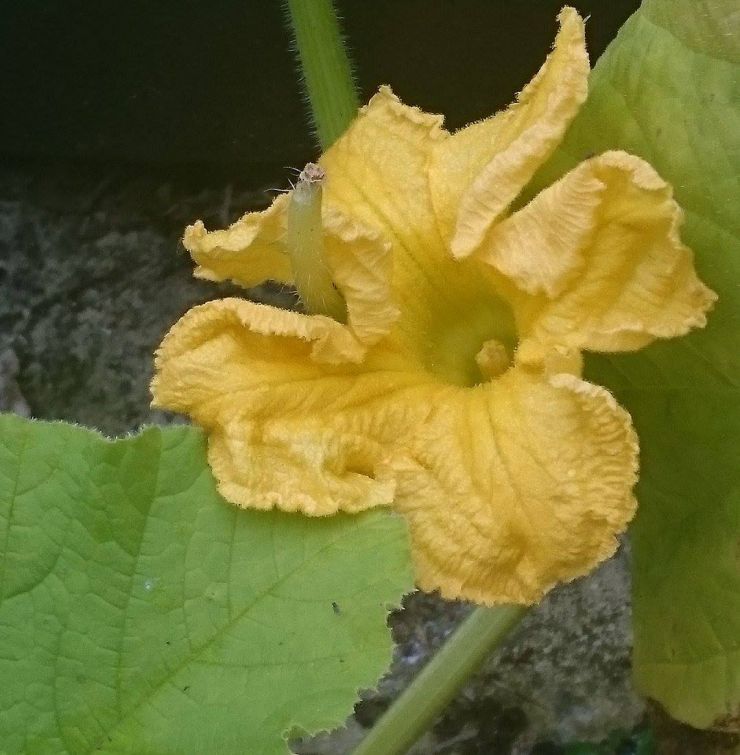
3,1,640,179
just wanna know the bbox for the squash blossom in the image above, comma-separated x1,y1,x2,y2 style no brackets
152,8,715,605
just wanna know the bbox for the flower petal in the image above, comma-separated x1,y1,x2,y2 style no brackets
466,165,602,298
151,298,428,515
321,86,446,251
388,369,638,605
430,7,588,253
488,152,717,352
321,209,400,353
183,193,293,287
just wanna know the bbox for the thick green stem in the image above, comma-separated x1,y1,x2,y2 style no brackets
353,605,528,755
284,0,359,150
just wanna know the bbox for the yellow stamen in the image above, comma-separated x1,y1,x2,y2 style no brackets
475,339,513,380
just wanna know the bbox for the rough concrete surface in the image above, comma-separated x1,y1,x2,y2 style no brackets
1,164,648,753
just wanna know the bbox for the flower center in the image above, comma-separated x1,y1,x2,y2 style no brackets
424,293,518,387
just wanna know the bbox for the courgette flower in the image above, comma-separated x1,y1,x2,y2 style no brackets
152,8,715,605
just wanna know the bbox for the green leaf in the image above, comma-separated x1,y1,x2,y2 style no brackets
0,415,413,753
535,0,740,731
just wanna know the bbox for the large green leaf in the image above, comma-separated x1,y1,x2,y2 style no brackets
0,415,413,753
536,0,739,731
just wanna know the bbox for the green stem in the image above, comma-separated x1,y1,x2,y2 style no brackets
286,165,347,320
284,0,360,150
353,605,528,755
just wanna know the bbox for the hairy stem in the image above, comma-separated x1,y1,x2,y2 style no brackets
284,0,359,150
286,164,347,320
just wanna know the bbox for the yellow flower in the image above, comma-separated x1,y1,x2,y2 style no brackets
152,8,715,605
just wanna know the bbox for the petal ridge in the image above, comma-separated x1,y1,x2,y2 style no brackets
183,193,293,288
152,297,363,374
